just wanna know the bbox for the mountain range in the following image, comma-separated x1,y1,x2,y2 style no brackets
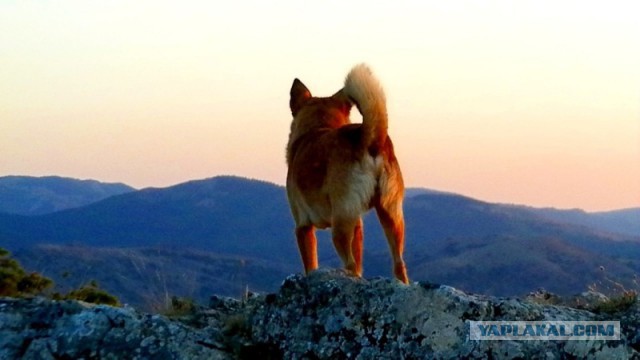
1,175,638,309
514,205,640,238
0,175,135,216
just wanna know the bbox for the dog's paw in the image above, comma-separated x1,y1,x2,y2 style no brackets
394,262,409,284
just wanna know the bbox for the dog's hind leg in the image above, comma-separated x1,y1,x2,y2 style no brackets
296,225,318,275
331,217,360,277
351,218,364,277
375,201,409,284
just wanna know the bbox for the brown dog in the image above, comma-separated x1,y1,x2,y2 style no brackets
286,64,408,283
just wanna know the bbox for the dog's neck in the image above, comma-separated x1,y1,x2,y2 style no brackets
286,100,351,161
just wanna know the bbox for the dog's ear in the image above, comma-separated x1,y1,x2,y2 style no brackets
290,79,312,116
331,88,353,116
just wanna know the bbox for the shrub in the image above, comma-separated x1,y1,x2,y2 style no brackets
64,280,121,307
592,291,638,314
586,265,639,314
162,296,197,318
17,272,53,294
0,247,53,297
1,247,120,306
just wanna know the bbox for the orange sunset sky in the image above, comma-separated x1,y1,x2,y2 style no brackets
1,1,639,212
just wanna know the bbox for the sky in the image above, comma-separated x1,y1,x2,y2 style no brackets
1,1,639,212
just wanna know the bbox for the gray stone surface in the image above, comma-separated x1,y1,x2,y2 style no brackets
2,269,639,359
243,270,637,359
0,297,229,359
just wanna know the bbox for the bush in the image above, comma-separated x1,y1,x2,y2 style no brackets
0,248,52,297
62,280,121,307
1,247,120,306
593,291,638,314
162,296,197,317
587,265,638,314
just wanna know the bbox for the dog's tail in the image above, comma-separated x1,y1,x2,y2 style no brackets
343,64,388,149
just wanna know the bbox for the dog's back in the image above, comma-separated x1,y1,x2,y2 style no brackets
286,64,408,283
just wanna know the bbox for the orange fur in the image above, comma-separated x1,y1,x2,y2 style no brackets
286,64,408,283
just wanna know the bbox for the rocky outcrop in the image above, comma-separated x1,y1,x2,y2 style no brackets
243,270,638,359
2,269,639,359
0,297,228,359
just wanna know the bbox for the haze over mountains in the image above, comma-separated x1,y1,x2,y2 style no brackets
1,175,638,309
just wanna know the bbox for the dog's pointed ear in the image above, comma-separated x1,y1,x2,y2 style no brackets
290,79,312,116
331,88,353,116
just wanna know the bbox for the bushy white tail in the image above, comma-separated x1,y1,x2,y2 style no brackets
343,64,388,147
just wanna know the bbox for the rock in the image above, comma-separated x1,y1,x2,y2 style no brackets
242,270,638,359
0,297,229,360
2,269,639,359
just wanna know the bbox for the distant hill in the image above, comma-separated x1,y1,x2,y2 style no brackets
2,176,640,305
14,244,293,311
382,234,637,296
404,187,458,198
408,188,640,238
0,176,135,215
363,192,640,295
0,176,300,261
522,206,640,238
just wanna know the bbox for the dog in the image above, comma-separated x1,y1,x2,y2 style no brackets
285,64,408,283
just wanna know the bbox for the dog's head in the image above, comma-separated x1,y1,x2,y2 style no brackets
289,79,353,133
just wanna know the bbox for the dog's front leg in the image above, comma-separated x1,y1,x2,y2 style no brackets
296,225,318,274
